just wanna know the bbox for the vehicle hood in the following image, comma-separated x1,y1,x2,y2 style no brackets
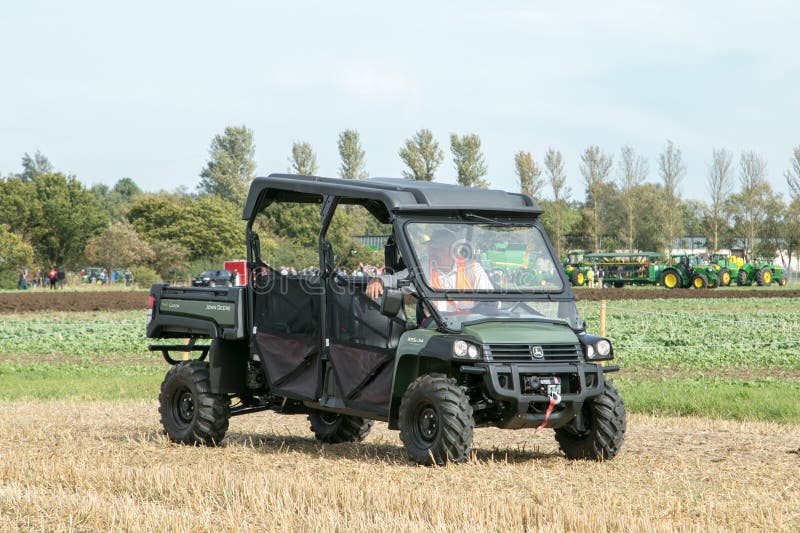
460,320,579,345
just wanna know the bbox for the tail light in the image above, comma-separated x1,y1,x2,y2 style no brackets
148,294,154,309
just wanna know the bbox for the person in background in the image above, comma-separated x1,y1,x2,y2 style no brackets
124,268,132,287
57,267,66,289
48,267,57,290
17,268,28,290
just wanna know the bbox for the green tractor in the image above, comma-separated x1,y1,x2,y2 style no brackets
479,243,557,288
736,259,787,287
710,254,743,287
562,249,592,287
660,254,720,289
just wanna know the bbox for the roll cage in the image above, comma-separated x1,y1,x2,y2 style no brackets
243,174,576,333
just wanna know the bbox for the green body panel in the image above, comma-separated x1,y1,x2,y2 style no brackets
159,299,236,327
460,320,579,345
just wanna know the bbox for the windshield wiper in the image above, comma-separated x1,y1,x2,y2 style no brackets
462,213,525,226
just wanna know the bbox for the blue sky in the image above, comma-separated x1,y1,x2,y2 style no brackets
1,1,798,202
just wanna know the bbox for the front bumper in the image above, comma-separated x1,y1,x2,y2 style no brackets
466,362,607,430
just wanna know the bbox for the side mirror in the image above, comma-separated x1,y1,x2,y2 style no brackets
380,288,404,317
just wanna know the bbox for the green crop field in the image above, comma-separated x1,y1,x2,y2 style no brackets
1,299,798,422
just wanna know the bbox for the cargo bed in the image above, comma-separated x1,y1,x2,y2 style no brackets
146,283,247,340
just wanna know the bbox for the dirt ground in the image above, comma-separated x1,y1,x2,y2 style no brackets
0,402,798,531
0,287,797,314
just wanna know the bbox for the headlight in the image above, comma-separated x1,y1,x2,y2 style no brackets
596,339,611,357
453,340,468,357
453,340,480,359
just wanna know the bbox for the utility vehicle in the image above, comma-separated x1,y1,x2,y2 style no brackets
147,174,626,465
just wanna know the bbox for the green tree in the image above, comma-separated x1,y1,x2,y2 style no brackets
399,129,444,181
544,148,569,256
0,224,35,289
632,183,668,252
658,140,686,257
20,150,54,182
729,150,769,259
149,240,191,282
129,193,243,261
84,222,155,277
580,145,613,251
338,130,368,179
450,133,488,188
706,148,733,253
198,125,257,206
0,177,39,242
515,150,544,200
289,141,319,175
92,177,143,222
617,145,648,251
31,172,109,267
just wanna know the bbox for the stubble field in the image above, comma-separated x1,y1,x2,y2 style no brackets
0,291,799,531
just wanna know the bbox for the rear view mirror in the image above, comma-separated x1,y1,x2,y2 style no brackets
380,289,403,317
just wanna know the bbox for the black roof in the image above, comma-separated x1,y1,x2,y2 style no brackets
242,174,541,221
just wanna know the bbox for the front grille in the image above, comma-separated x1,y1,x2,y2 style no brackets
484,343,581,363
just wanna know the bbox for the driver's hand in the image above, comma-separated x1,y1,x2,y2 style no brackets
365,278,384,299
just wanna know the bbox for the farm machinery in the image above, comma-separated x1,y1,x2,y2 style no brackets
710,254,743,287
659,254,720,289
583,252,665,288
735,258,787,287
563,249,592,286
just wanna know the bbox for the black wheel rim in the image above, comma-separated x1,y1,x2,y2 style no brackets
319,413,339,426
172,387,194,427
415,405,439,444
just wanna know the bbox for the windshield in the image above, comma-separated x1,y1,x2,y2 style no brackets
405,222,564,293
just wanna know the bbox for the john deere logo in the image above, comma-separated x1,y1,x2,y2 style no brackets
530,346,544,359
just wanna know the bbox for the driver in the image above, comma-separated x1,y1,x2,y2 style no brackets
365,228,492,306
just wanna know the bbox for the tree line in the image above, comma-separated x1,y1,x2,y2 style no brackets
2,125,799,288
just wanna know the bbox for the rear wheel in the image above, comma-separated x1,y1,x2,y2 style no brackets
308,411,373,443
719,268,731,286
555,381,626,460
158,361,230,445
692,274,708,289
399,374,474,465
661,270,680,289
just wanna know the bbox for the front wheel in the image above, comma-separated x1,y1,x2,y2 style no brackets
158,361,230,445
719,268,731,286
399,374,474,465
780,277,787,287
308,411,373,443
692,273,708,289
737,270,749,286
570,269,584,287
554,381,626,460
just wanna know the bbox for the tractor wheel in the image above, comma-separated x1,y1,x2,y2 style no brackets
737,270,749,286
780,277,788,287
158,361,230,445
613,281,624,288
555,381,626,461
570,269,584,287
308,411,373,443
399,373,474,465
661,270,680,289
708,277,719,289
756,268,771,286
692,273,708,289
719,268,731,286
